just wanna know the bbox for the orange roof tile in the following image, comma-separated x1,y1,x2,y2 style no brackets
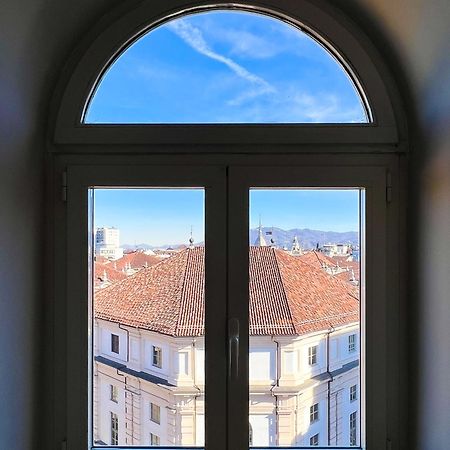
95,247,359,337
94,262,127,285
114,251,160,271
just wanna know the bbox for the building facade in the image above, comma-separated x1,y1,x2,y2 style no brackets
95,227,124,260
93,246,360,447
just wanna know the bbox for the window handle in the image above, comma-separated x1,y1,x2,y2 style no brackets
228,318,240,380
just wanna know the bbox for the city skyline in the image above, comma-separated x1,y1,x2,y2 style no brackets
94,189,360,246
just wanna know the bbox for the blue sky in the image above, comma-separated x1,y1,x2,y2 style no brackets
94,189,359,246
85,10,366,123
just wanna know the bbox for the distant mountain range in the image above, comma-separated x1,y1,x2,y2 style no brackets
124,228,358,252
250,227,358,250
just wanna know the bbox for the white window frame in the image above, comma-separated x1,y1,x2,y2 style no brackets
151,346,162,369
350,384,358,402
110,412,119,445
49,2,407,450
349,333,357,353
308,345,318,366
110,384,118,403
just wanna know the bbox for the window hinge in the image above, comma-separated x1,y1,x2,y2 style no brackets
61,170,67,203
386,171,392,203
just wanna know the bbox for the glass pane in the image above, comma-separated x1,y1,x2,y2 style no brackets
91,189,205,447
249,189,362,448
84,10,368,124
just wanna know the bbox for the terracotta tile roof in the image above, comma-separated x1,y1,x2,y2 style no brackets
94,262,127,285
298,251,338,270
114,251,161,271
95,247,359,337
299,251,360,284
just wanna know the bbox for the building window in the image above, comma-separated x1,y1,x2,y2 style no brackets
310,433,319,446
110,412,119,445
308,345,318,365
310,403,319,423
348,334,356,352
150,402,161,424
350,384,357,402
350,411,357,446
152,345,162,368
110,384,118,403
111,333,119,354
150,433,160,446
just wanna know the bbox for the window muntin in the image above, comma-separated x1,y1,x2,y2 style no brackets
84,10,369,124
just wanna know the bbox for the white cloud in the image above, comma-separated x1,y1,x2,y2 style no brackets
168,19,275,104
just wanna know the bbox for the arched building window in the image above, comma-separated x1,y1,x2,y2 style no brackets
50,2,406,450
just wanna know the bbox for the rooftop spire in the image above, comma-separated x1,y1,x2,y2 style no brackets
291,235,302,255
189,226,194,249
254,217,267,247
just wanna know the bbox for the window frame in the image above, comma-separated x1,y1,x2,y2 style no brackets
309,433,319,446
349,334,357,353
150,403,161,425
110,412,119,445
151,346,162,369
308,345,318,366
350,384,358,403
52,1,403,148
310,403,319,424
110,384,118,403
111,333,119,354
48,2,407,450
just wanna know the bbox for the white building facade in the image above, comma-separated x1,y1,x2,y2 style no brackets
95,227,124,260
94,319,359,447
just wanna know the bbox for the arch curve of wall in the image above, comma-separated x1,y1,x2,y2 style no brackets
51,0,406,147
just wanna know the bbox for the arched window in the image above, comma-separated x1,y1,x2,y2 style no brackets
51,2,406,450
84,10,369,124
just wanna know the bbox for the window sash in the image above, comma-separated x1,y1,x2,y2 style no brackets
227,164,388,450
63,160,392,450
65,165,227,450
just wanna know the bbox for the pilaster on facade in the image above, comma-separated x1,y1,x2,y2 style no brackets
124,377,141,445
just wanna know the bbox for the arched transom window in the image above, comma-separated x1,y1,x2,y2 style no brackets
84,10,370,124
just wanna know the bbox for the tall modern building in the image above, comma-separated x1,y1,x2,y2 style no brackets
95,227,124,260
93,247,360,447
